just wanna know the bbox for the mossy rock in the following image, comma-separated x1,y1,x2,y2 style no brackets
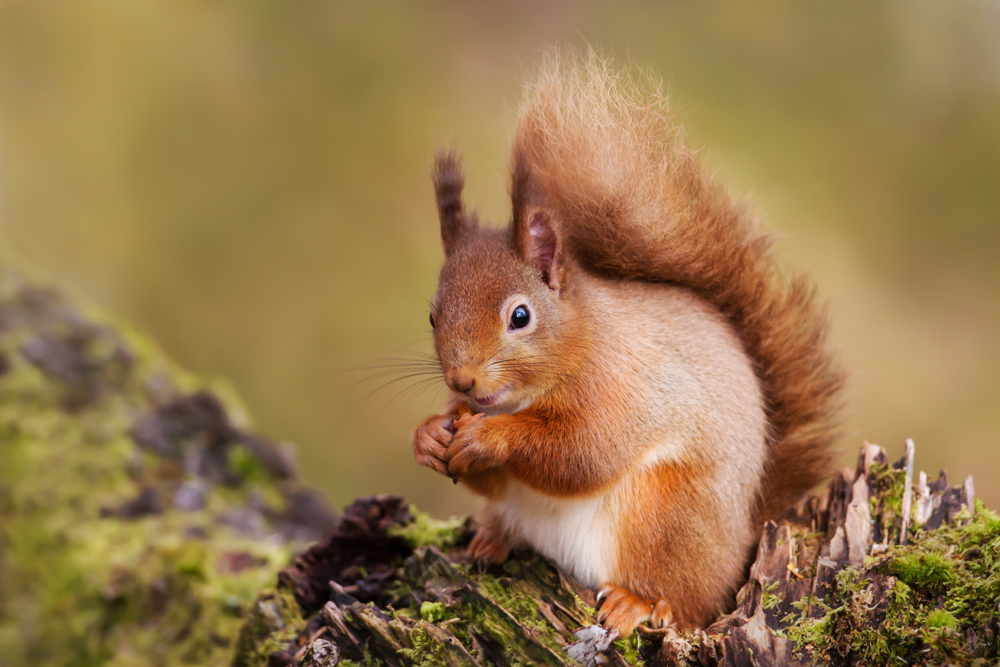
0,267,334,666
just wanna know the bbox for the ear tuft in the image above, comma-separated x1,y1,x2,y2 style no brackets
433,149,476,255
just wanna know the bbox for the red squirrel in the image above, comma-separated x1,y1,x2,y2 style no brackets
411,53,844,637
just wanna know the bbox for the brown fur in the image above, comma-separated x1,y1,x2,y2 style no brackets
411,50,844,635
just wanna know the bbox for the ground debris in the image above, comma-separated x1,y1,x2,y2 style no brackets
565,625,620,666
299,639,340,667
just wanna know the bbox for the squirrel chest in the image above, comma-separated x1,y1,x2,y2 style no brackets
485,278,767,590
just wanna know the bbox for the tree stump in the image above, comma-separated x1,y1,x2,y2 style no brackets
237,446,997,667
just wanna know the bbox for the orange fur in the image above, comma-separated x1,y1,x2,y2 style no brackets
410,50,844,636
614,460,738,627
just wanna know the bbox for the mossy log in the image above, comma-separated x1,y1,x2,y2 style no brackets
1,267,997,667
238,452,998,667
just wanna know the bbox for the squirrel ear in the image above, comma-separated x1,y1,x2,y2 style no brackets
522,209,562,292
433,149,476,255
511,150,562,293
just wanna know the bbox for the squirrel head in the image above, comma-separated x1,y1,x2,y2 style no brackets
428,149,575,415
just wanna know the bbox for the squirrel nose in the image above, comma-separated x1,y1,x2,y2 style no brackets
447,371,476,394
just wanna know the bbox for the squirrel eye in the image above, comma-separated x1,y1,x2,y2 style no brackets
429,313,436,329
510,305,530,330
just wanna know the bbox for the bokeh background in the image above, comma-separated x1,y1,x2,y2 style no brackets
0,2,997,518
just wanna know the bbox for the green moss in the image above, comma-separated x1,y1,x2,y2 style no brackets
781,608,832,654
388,507,465,551
339,656,385,667
891,552,955,589
396,624,448,667
478,574,549,636
761,579,782,610
418,601,450,624
868,460,908,544
783,491,1000,665
232,589,305,667
569,590,597,620
795,569,917,664
227,446,267,484
926,608,958,629
614,632,644,666
458,588,564,666
15,263,994,667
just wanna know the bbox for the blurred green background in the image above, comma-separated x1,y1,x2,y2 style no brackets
0,2,997,517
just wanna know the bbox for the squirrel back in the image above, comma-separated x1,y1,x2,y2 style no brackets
508,53,845,521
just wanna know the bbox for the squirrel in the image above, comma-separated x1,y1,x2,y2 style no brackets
411,52,844,637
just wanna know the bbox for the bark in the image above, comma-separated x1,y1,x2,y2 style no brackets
0,267,996,667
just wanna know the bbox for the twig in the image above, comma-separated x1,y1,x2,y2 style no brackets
900,439,915,546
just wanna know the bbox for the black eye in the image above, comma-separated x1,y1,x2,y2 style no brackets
429,313,436,329
510,305,530,330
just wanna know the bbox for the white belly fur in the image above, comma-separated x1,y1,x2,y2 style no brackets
490,479,616,588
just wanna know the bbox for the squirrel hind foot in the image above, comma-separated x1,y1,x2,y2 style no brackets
465,523,511,566
596,584,673,637
650,599,674,629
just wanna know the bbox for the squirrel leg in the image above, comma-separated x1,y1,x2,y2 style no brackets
595,584,657,637
466,516,512,566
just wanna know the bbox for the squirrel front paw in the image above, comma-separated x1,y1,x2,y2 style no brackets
411,414,456,477
445,413,500,478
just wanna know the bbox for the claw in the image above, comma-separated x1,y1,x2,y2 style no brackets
651,599,673,628
593,584,654,638
465,523,511,567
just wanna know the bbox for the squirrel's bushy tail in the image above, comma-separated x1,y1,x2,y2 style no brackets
513,51,845,520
